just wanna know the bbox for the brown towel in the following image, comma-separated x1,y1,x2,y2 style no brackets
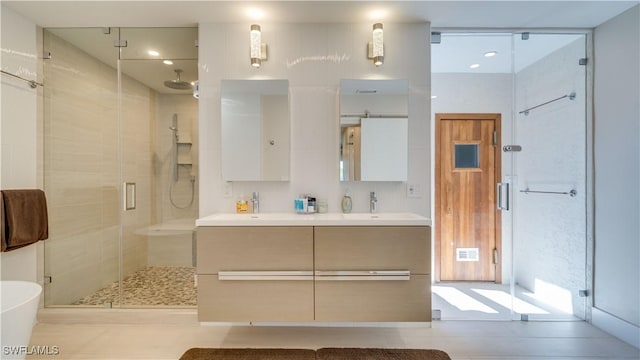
1,189,49,252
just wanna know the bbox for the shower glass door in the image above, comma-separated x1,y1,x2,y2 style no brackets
117,28,199,307
509,32,588,320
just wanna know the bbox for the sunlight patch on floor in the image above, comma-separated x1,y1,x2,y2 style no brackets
472,288,549,314
519,278,574,314
432,286,499,313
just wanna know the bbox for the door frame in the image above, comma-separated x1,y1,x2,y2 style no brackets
434,113,502,283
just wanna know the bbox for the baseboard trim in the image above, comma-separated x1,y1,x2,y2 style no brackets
200,322,432,328
37,308,198,325
592,307,640,349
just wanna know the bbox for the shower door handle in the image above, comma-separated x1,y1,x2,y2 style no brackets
124,182,136,211
497,182,509,211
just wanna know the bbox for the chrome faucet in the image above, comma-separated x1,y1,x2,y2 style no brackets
251,192,260,214
369,191,378,213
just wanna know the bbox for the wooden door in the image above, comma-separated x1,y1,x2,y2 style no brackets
435,114,502,282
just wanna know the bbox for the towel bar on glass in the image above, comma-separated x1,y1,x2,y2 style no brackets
520,188,577,197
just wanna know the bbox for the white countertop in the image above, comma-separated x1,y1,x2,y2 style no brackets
196,212,431,227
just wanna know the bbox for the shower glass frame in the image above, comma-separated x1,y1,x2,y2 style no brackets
431,29,593,322
42,27,198,308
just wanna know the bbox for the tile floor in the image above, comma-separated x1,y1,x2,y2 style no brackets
72,267,196,306
26,310,639,360
433,282,581,321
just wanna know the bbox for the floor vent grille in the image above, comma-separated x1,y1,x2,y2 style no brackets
456,248,480,262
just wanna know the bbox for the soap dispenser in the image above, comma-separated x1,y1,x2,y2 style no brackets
341,188,353,214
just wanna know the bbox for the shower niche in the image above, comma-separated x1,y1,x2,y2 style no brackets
43,27,199,308
176,136,193,166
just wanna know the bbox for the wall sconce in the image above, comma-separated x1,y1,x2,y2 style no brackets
367,23,384,66
250,24,268,68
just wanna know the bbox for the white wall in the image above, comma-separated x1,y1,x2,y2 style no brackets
431,73,513,283
513,37,588,318
0,5,40,283
199,23,430,216
593,5,640,348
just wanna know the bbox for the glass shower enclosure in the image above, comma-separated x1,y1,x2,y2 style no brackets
431,31,590,321
42,27,199,307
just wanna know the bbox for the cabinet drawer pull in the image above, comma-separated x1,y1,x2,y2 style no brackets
315,270,410,281
218,271,313,281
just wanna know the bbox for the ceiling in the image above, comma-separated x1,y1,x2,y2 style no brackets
15,1,637,92
432,33,585,73
4,1,638,28
46,27,198,94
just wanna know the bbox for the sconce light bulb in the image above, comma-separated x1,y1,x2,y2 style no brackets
250,24,262,67
372,23,384,66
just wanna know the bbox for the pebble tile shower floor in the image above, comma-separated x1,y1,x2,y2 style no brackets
73,266,197,306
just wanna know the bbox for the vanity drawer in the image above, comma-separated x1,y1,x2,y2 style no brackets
314,275,431,322
197,274,314,322
314,226,430,274
197,226,313,274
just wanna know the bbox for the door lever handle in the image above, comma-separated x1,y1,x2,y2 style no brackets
497,182,509,211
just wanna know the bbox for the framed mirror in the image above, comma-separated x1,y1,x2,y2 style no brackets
221,79,290,181
339,79,409,181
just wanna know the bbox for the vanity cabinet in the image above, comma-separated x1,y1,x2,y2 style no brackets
197,224,431,322
314,226,431,322
197,226,314,322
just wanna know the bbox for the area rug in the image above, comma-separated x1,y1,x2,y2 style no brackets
179,348,316,360
179,348,451,360
316,348,451,360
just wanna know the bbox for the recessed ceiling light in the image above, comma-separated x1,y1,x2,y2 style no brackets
163,60,173,65
148,50,160,57
431,95,438,99
484,51,498,57
470,63,480,69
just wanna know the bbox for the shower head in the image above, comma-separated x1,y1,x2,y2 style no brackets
169,125,177,131
164,69,192,90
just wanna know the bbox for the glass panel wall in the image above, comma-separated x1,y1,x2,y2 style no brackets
511,33,588,320
43,28,121,306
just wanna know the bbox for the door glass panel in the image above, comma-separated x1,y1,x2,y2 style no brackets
118,27,198,307
454,144,479,168
432,33,513,321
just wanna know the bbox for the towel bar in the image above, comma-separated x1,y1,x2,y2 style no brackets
520,188,577,197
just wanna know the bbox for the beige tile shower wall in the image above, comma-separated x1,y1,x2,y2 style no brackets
43,31,154,305
156,94,199,222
